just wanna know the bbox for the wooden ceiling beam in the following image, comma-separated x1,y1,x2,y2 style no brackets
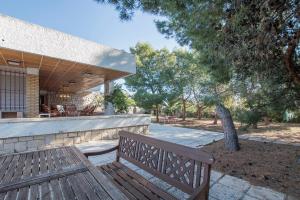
47,62,77,91
38,55,44,70
21,52,25,68
0,50,8,65
42,60,61,88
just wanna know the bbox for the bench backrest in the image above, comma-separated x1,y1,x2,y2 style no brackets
117,131,214,195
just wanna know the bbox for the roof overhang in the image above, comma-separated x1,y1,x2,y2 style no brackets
0,14,136,93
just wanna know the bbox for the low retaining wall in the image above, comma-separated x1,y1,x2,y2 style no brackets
0,114,150,154
0,125,148,154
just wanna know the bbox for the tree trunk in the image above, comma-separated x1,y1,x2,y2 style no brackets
213,112,218,124
155,104,159,123
216,104,240,151
252,123,258,129
263,117,271,125
197,104,202,120
182,98,186,121
284,30,300,85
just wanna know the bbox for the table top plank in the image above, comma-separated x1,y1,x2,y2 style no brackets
67,174,89,200
1,155,20,185
0,191,5,199
0,165,87,194
51,148,63,169
55,148,69,168
59,177,76,199
82,171,112,200
5,154,27,200
48,149,65,200
0,155,14,182
17,153,33,200
0,155,14,200
22,153,33,178
60,147,75,166
11,154,27,182
39,150,47,173
55,148,78,200
31,151,43,200
71,146,128,200
32,151,40,176
0,146,127,200
66,147,81,164
16,187,28,200
0,156,6,166
77,172,102,200
41,149,53,199
4,189,17,200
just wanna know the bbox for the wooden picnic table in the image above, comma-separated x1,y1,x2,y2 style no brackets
0,146,128,200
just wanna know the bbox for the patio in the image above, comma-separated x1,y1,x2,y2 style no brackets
77,124,291,200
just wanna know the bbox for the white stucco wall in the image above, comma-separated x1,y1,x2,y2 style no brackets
0,14,136,74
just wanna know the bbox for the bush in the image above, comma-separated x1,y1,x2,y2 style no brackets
106,85,129,113
236,109,262,129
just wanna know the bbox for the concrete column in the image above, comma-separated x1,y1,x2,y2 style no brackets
25,68,39,118
104,80,115,115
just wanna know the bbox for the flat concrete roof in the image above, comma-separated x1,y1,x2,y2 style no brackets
0,14,136,74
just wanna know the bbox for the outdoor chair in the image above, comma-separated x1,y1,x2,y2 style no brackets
65,104,79,116
80,105,97,116
56,105,66,116
40,104,59,117
87,105,96,115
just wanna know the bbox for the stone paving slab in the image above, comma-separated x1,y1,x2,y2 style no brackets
149,124,224,146
246,185,285,200
209,183,246,200
77,124,290,200
218,175,251,192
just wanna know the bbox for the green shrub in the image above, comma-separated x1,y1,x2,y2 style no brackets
236,109,262,129
106,85,130,113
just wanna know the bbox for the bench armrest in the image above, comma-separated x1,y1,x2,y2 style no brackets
84,145,119,158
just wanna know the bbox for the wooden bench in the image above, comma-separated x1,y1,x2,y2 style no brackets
84,131,214,200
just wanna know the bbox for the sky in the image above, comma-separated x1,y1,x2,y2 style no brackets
0,0,179,52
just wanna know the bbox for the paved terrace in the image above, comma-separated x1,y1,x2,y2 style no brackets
77,124,291,200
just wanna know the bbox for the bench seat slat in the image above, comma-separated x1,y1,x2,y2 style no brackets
108,163,160,200
101,165,147,200
99,163,178,200
98,166,137,200
102,164,148,200
112,162,177,200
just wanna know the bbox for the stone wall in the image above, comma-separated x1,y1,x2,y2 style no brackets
0,125,148,154
25,74,39,117
48,91,103,111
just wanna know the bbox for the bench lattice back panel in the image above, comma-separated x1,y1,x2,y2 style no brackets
118,131,214,194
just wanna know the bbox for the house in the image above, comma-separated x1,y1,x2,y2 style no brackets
0,14,150,154
0,14,135,118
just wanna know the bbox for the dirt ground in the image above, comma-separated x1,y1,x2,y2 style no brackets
154,117,300,196
202,139,300,197
158,118,300,144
